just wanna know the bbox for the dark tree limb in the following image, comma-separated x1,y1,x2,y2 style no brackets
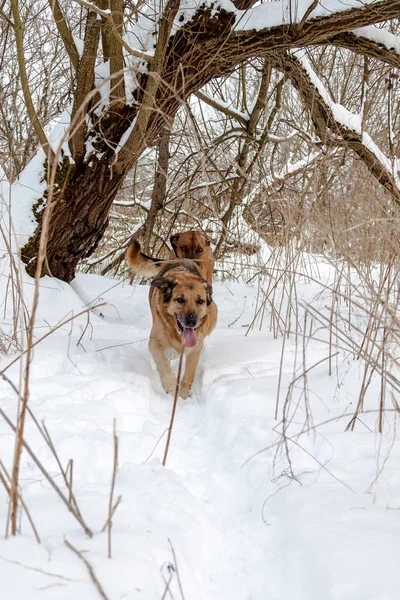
214,60,272,257
48,0,80,73
144,129,171,252
329,30,400,70
69,9,101,163
107,0,125,104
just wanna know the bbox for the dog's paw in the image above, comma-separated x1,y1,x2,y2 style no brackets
161,374,177,396
179,384,192,400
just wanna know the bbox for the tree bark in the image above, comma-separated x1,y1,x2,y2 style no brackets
21,154,126,282
144,130,171,253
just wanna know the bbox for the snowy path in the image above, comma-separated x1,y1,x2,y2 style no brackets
0,272,399,599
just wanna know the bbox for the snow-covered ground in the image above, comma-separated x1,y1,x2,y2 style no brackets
0,260,399,600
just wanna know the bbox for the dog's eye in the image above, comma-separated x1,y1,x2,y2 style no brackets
176,297,185,304
181,246,188,253
197,299,205,305
196,247,203,253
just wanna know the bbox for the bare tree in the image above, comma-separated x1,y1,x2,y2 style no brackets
2,0,398,281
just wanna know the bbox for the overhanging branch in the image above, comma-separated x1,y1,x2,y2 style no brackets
268,50,400,203
328,30,400,70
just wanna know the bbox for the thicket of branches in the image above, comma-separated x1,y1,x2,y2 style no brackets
0,1,399,280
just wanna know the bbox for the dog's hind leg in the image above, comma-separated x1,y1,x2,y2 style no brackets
149,338,177,395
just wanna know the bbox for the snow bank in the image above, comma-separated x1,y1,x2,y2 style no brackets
0,256,399,599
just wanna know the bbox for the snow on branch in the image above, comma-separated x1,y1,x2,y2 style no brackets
272,50,400,202
242,149,323,208
234,0,385,32
174,0,399,34
292,50,363,134
194,90,249,125
327,30,400,70
353,25,400,56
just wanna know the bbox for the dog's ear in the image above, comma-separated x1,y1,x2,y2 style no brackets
203,282,213,305
170,234,180,251
151,277,175,302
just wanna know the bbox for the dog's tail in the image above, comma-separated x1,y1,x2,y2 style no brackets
126,240,164,278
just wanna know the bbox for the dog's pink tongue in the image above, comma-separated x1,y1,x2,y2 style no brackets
182,327,197,348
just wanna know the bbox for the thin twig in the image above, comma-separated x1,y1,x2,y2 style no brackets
66,459,74,505
64,539,110,600
0,460,41,543
0,408,93,537
168,539,186,600
107,419,119,559
101,495,122,533
162,352,184,467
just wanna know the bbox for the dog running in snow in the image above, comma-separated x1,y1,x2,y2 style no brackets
126,248,217,399
126,230,215,284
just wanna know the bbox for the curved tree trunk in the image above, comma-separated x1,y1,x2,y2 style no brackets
21,156,126,282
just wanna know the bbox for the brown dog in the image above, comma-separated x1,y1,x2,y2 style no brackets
145,261,217,399
126,230,214,283
169,231,214,283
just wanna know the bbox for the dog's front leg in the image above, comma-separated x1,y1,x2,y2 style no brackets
180,343,203,399
149,339,177,395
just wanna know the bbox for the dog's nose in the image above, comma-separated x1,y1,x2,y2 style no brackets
185,313,197,328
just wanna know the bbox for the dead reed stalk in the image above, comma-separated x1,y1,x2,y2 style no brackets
162,352,184,467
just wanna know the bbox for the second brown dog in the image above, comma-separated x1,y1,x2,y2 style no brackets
126,230,214,283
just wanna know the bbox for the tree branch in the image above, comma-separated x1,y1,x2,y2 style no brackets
204,0,400,65
116,0,180,169
10,0,55,164
106,0,125,104
214,60,272,257
75,0,153,63
194,90,249,126
69,9,100,163
48,0,80,73
269,50,400,202
329,30,400,70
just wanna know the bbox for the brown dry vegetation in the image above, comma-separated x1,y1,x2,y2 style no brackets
0,1,398,280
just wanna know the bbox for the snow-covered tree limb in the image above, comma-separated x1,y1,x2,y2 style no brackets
69,10,100,163
228,0,400,59
327,30,400,70
269,50,400,202
194,90,249,126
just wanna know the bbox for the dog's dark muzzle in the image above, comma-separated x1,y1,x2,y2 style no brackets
184,313,198,328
